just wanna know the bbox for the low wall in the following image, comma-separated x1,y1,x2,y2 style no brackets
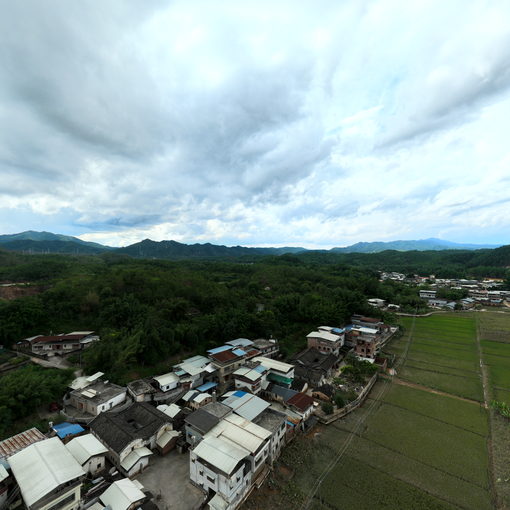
317,372,378,425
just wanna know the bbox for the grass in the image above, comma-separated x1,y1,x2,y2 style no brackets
244,313,495,510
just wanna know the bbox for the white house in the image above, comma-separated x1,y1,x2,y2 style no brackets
153,372,180,392
8,437,85,510
99,478,146,510
65,434,108,476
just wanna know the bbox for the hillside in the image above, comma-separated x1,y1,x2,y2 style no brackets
331,238,500,253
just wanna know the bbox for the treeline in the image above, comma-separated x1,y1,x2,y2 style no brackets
0,365,73,437
0,253,417,383
296,246,510,279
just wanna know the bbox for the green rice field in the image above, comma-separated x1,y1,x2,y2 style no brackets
245,312,510,510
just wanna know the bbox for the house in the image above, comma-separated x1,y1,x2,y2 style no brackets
419,289,437,300
156,403,188,430
367,298,386,308
8,437,85,510
184,402,231,446
251,338,279,358
127,379,156,403
172,355,216,390
206,414,271,477
252,357,294,388
182,390,213,410
153,372,180,393
222,391,270,422
99,478,146,510
253,407,287,464
17,332,99,355
306,329,344,356
65,434,108,476
89,403,172,477
0,428,46,461
68,380,127,416
190,414,272,509
190,435,252,510
292,347,339,387
232,365,267,394
350,315,386,332
286,393,315,431
207,346,259,392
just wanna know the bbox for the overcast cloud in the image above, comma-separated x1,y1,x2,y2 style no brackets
1,0,510,248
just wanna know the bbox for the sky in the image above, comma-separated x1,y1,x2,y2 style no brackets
1,0,510,249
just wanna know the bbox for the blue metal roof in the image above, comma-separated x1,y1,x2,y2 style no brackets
207,345,232,355
332,327,345,334
232,348,246,357
233,390,247,397
254,365,266,374
196,381,218,392
52,422,84,439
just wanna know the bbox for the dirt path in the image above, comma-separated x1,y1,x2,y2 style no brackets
390,376,486,407
475,315,501,509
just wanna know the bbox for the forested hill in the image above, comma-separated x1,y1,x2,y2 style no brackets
331,238,499,253
114,239,306,258
297,244,510,278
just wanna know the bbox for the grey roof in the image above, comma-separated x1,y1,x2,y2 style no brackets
127,379,155,396
223,393,269,421
292,348,337,372
184,409,220,435
253,408,286,434
90,402,170,454
267,384,298,402
201,402,231,419
71,380,126,405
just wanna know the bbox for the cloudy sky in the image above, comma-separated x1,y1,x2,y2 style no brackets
1,0,510,248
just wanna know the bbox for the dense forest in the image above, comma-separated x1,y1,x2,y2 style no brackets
0,245,508,386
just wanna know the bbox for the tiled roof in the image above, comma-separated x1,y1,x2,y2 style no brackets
287,392,314,413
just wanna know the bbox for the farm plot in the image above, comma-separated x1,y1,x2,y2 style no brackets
244,314,493,510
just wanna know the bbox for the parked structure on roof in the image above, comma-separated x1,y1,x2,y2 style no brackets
8,437,85,510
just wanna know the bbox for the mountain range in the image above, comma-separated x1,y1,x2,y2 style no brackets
0,231,502,259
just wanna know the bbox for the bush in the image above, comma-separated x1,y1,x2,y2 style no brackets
334,393,345,408
321,402,334,414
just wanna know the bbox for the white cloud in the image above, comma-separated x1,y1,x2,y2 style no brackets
1,0,510,247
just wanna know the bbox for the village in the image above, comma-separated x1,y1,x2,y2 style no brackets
0,314,397,510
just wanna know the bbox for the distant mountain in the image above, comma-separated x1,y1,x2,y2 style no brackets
115,239,306,259
0,231,112,254
330,238,501,253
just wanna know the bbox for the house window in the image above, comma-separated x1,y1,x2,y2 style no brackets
206,475,215,483
191,458,196,463
199,470,203,476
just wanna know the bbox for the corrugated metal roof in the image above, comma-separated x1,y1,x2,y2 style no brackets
194,393,211,403
0,428,46,459
226,338,253,347
8,437,85,507
156,430,179,449
233,367,262,382
232,348,246,357
153,372,179,386
230,395,270,422
253,356,294,374
207,345,232,355
0,464,8,482
65,434,107,465
306,330,341,342
196,381,217,392
179,363,203,376
100,478,145,510
120,447,152,471
157,403,182,419
193,436,248,475
53,423,84,439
